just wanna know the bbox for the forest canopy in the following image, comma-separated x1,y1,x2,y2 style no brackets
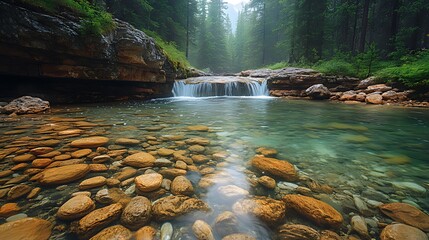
19,0,429,86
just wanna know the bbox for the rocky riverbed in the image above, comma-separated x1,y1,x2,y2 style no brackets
0,99,428,240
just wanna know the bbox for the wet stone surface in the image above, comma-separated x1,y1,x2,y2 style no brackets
0,98,428,239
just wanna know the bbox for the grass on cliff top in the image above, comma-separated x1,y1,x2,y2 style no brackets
144,30,191,71
264,49,429,88
20,0,115,35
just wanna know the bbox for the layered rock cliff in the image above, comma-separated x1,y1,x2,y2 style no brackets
0,1,177,102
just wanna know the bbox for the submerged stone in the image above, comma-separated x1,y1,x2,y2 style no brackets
380,202,429,231
0,217,52,240
250,155,298,181
38,164,90,185
57,195,95,220
152,196,210,221
380,224,428,240
70,136,110,148
232,196,286,224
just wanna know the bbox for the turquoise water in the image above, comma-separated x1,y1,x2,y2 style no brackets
1,97,428,239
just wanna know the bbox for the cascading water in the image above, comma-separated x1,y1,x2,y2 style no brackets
172,76,269,97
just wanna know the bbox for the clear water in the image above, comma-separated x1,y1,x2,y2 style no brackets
1,97,428,239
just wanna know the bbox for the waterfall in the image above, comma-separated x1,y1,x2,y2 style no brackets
172,77,269,97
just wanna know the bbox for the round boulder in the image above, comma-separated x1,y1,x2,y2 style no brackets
57,195,95,220
120,196,152,230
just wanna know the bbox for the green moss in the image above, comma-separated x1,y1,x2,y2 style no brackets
375,50,429,87
264,61,290,70
20,0,115,35
144,30,191,71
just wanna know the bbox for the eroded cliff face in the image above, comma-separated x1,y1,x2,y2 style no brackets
0,1,177,102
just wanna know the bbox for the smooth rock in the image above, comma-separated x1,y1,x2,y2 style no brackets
232,196,286,223
114,167,137,181
120,196,152,230
365,94,383,104
12,153,35,163
187,125,209,131
115,138,141,146
29,147,54,156
192,220,215,240
258,176,276,189
71,149,92,158
380,223,428,240
38,164,90,185
123,152,156,168
135,226,157,240
79,176,106,190
380,202,429,231
282,194,343,227
391,181,427,194
57,195,95,220
189,145,205,153
255,147,278,157
222,234,256,240
250,155,298,181
0,217,52,240
214,211,239,237
135,173,163,192
7,184,32,200
161,222,173,240
351,215,369,238
319,230,343,240
76,203,123,239
89,225,132,240
92,155,111,163
158,168,187,179
0,203,21,218
353,195,371,216
218,185,249,198
70,136,110,148
171,176,194,196
158,148,175,156
278,224,320,240
152,196,210,221
305,84,331,99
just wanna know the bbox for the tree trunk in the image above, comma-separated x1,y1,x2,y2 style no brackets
388,0,400,52
186,0,190,59
351,0,359,52
359,0,370,52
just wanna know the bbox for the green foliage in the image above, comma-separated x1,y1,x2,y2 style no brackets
264,61,290,70
376,50,429,87
314,59,356,76
145,30,191,70
21,0,115,35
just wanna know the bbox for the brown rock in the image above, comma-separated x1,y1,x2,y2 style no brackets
95,188,131,206
232,196,286,223
27,187,41,199
29,147,54,156
186,137,210,146
0,169,14,178
189,145,205,153
319,230,342,240
70,136,110,148
0,202,21,218
5,174,29,184
89,225,132,240
278,224,320,240
365,94,383,104
222,234,256,240
250,155,298,181
192,155,209,164
135,173,163,192
113,167,137,181
255,147,278,157
380,202,429,231
171,176,194,196
7,184,32,200
187,125,209,131
380,223,428,240
79,176,107,190
0,217,52,240
218,185,249,198
152,195,210,221
71,149,92,158
351,215,369,238
192,220,215,240
58,129,84,136
258,176,276,189
38,164,90,185
120,196,152,230
282,194,343,228
89,164,108,172
77,203,123,239
52,154,71,161
0,147,20,160
214,211,239,237
123,152,155,168
12,153,36,163
57,195,95,220
92,155,111,163
10,163,29,171
32,158,53,168
135,226,157,240
115,138,141,146
46,159,85,169
157,148,175,156
159,168,187,179
106,178,121,187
